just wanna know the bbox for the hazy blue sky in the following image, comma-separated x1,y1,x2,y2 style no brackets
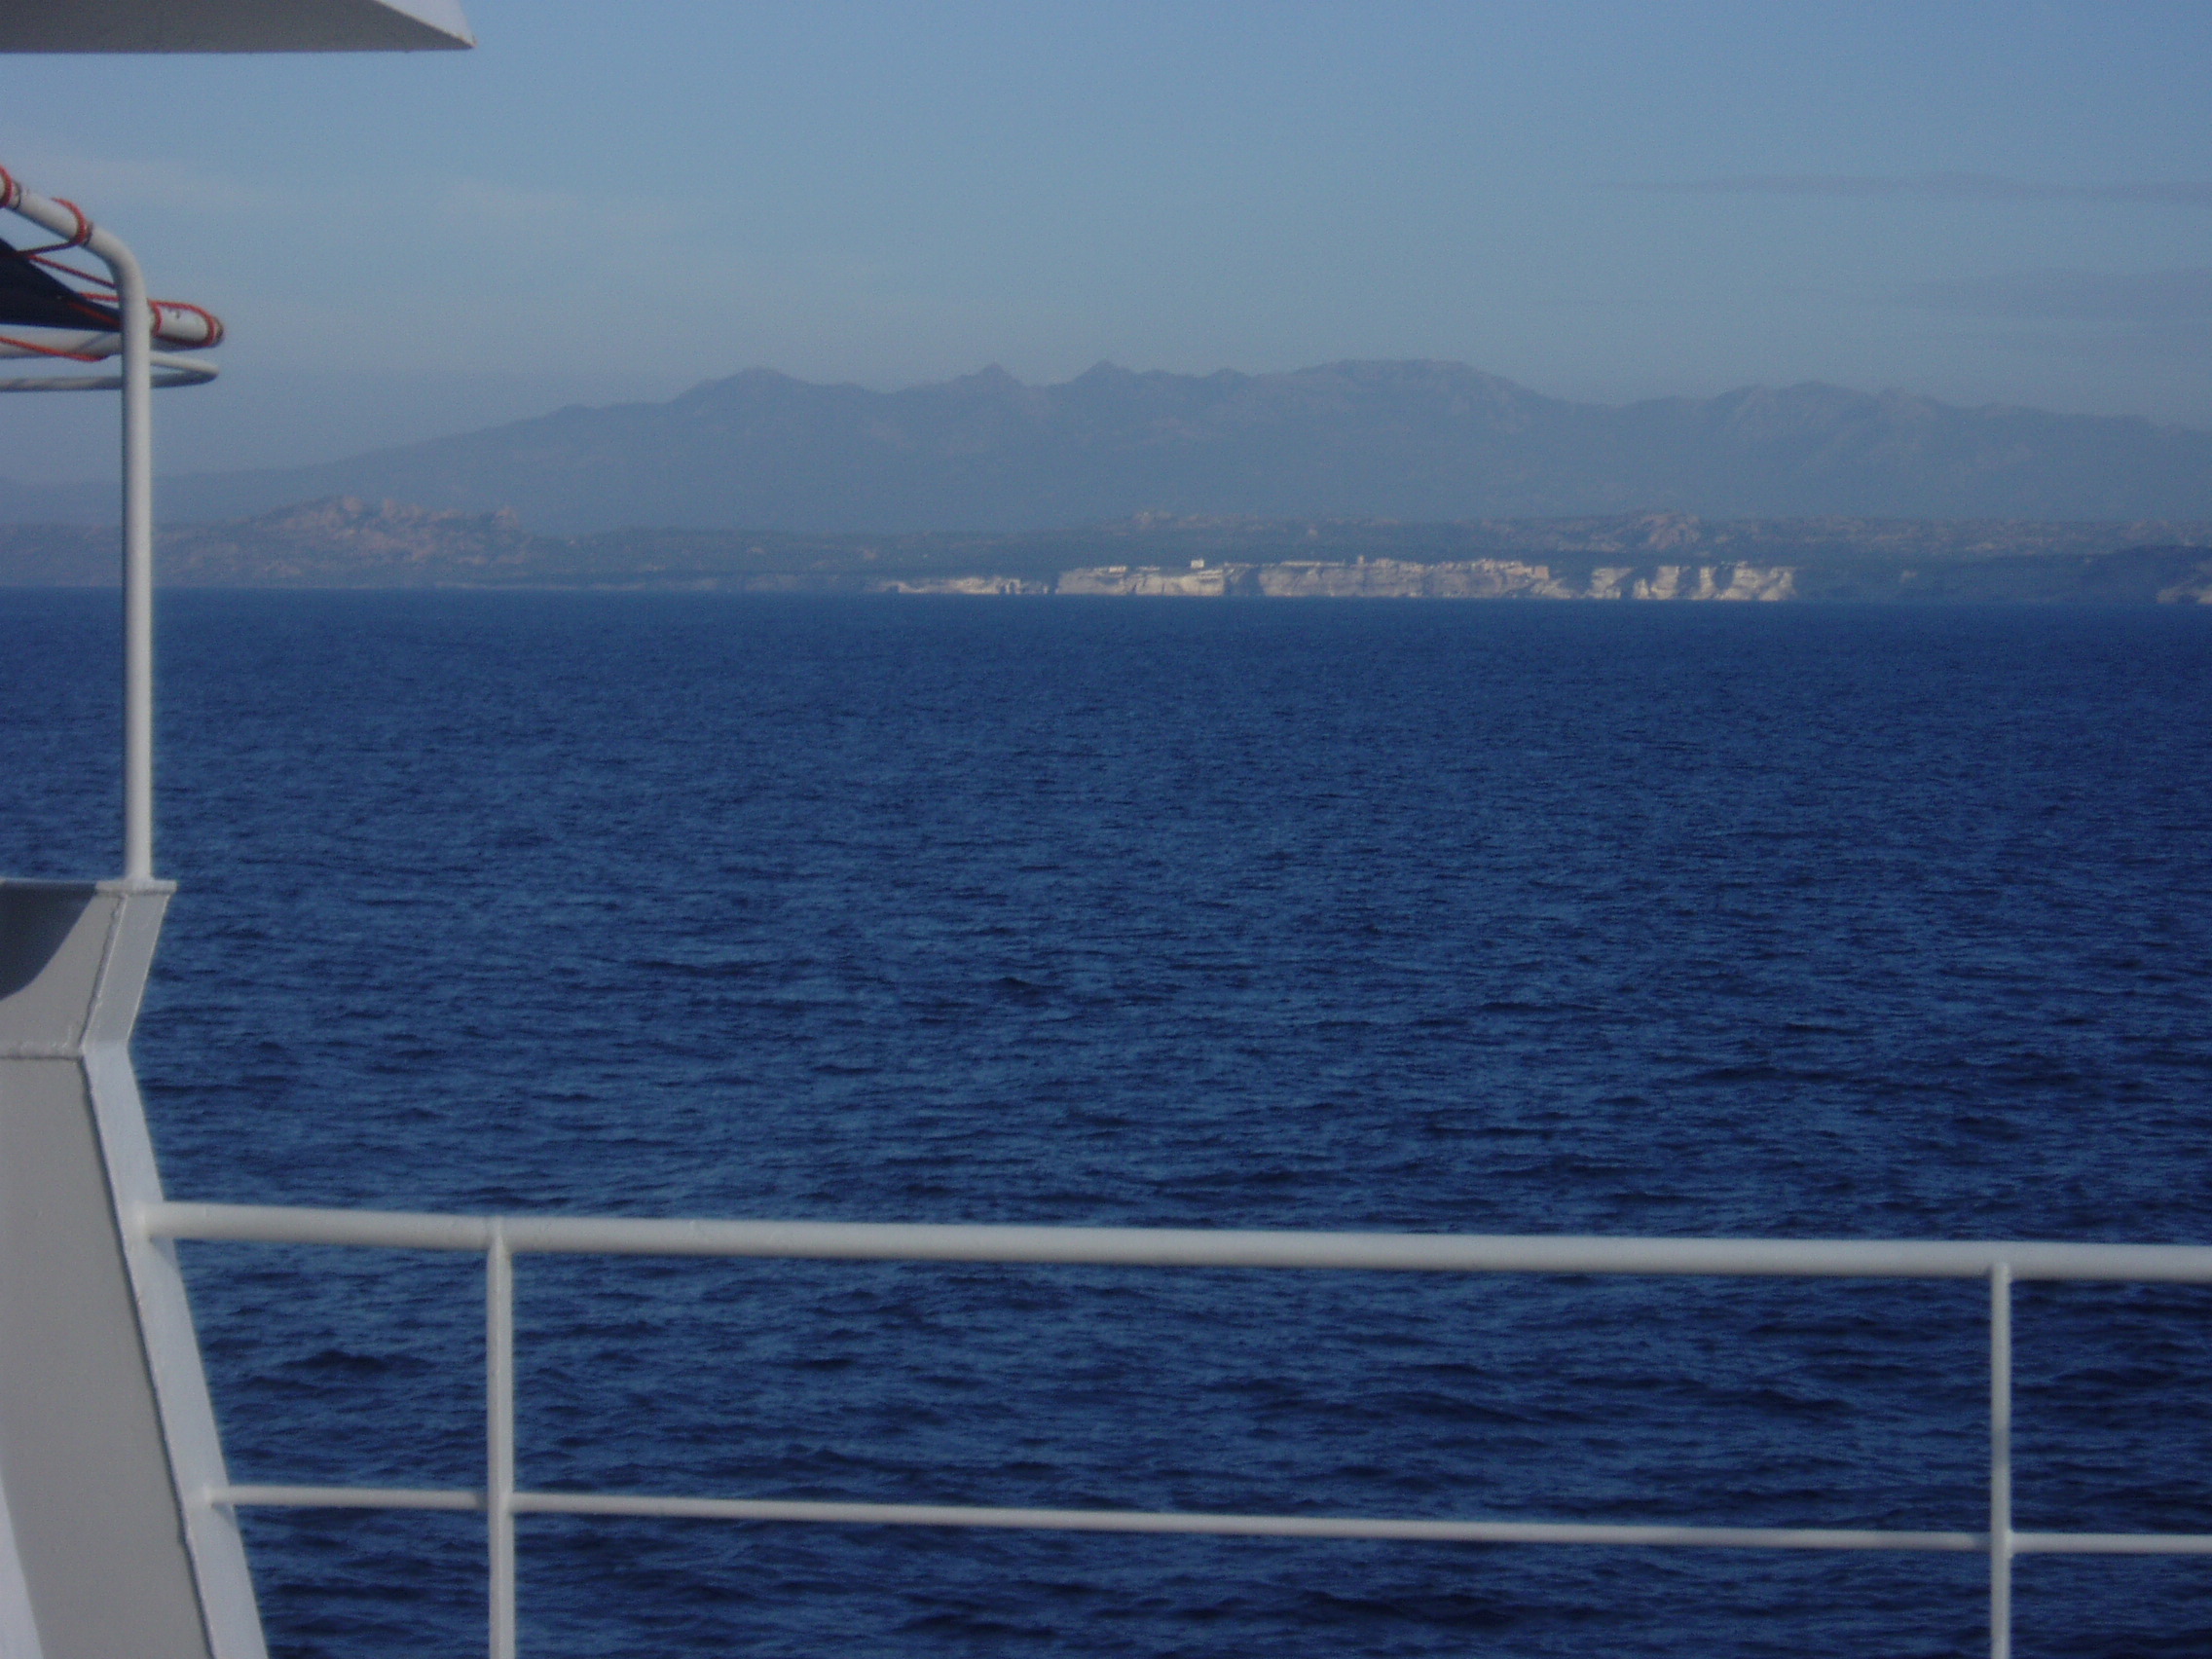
4,0,2210,482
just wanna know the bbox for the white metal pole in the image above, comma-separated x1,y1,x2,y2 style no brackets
1990,1263,2012,1659
116,244,155,882
487,1226,517,1659
0,180,163,880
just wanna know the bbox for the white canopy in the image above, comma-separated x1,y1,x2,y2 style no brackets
0,0,471,52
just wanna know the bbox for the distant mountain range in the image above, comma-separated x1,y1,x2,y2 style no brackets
5,361,2212,533
6,497,2210,605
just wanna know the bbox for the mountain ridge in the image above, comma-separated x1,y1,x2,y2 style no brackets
5,360,2210,532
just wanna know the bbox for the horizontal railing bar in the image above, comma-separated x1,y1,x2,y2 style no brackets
513,1495,1982,1551
152,1204,491,1252
2012,1531,2212,1556
209,1486,1980,1551
207,1489,2212,1557
144,1202,2212,1283
217,1485,484,1512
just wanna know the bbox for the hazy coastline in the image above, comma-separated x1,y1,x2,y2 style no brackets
5,498,2210,604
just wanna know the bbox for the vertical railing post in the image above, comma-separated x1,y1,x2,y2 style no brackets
488,1223,516,1659
1989,1262,2012,1659
115,239,156,883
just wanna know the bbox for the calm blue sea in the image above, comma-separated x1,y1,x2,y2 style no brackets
4,589,2211,1659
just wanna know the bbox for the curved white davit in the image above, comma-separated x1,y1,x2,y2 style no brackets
0,0,471,53
0,166,225,392
0,162,225,890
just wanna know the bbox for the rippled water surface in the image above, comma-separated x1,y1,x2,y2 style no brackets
4,590,2211,1658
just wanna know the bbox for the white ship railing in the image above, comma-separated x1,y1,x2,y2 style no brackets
0,166,223,881
139,1202,2212,1659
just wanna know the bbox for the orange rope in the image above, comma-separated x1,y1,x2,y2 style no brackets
0,331,108,363
0,168,223,350
11,196,93,256
30,253,113,288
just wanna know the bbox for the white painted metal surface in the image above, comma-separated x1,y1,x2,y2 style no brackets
0,352,216,389
142,1199,2212,1659
140,1200,2212,1280
485,1225,517,1659
0,0,471,53
0,1440,41,1659
0,324,220,391
1990,1265,2013,1659
0,886,266,1659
